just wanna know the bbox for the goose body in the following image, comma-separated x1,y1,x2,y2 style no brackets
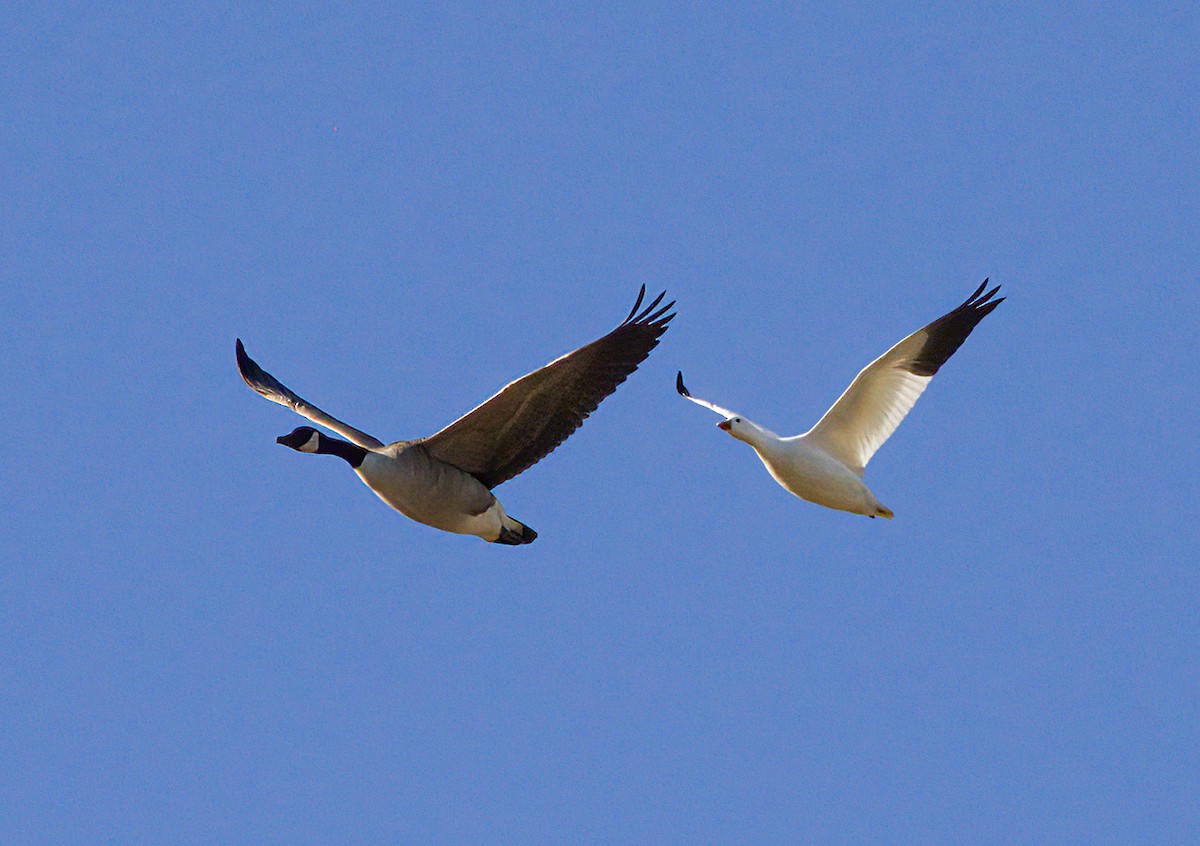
678,282,1003,519
749,427,892,517
239,287,674,544
361,442,512,539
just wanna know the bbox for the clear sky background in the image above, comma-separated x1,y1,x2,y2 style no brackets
4,2,1198,843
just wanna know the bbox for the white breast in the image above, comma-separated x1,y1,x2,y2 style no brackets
753,438,887,517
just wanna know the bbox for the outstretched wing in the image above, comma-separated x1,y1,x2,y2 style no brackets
422,287,675,488
235,339,385,450
675,371,738,420
803,281,1003,475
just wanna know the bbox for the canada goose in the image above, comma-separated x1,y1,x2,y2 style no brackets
237,287,674,544
677,281,1003,518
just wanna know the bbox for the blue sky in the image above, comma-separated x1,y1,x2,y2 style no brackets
3,2,1198,843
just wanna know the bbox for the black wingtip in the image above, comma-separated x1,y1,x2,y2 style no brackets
637,289,667,321
908,280,1006,377
676,371,690,397
622,284,648,325
646,298,676,325
624,289,675,330
235,338,270,392
235,338,251,373
963,279,1004,310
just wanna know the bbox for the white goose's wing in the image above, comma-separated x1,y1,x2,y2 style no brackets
803,282,1003,475
675,372,738,419
421,287,674,489
235,339,385,450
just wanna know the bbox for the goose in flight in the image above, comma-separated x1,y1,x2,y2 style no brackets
677,281,1003,518
237,287,674,544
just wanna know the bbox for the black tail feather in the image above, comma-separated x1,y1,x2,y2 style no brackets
496,520,538,545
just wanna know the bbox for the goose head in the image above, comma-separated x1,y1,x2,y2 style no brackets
717,415,745,436
717,415,774,447
277,426,321,452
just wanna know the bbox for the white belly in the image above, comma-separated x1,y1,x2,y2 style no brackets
356,449,507,540
754,439,889,517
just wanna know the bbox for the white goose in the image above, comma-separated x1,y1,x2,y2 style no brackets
677,282,1003,518
238,287,674,544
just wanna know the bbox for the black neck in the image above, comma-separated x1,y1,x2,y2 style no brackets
317,433,367,468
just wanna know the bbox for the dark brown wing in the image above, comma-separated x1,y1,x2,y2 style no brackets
420,287,675,488
235,339,385,449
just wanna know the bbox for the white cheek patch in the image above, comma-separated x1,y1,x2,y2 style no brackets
300,431,321,452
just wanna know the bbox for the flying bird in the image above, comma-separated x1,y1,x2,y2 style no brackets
237,287,674,544
677,281,1003,518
